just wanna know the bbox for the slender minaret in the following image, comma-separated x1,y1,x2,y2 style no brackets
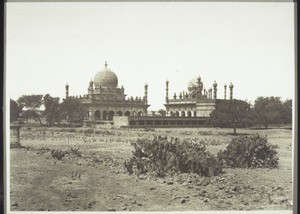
229,82,234,100
213,81,217,100
166,80,169,104
144,83,148,104
89,79,94,101
224,84,227,100
65,83,69,98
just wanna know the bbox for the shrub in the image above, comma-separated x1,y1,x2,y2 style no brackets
124,136,223,177
70,147,82,157
84,129,94,134
144,128,155,132
51,149,67,160
218,135,279,168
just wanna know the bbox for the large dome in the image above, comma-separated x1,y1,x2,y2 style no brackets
94,62,118,88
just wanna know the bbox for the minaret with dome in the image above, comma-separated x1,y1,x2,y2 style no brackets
66,62,150,122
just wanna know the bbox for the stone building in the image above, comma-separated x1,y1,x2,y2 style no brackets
65,62,150,122
164,77,234,118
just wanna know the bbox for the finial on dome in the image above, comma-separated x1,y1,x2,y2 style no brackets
105,61,108,68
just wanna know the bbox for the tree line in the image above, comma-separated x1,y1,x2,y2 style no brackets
210,97,292,134
10,94,86,126
10,94,292,132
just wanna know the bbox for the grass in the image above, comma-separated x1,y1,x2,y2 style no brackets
10,126,293,211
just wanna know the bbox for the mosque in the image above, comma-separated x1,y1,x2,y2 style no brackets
65,62,234,127
65,62,149,123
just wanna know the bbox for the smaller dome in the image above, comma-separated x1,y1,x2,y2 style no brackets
94,62,118,88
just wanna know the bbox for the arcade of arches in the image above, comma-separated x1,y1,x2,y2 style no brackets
91,109,144,121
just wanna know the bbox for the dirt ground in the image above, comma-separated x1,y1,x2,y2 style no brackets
9,126,293,211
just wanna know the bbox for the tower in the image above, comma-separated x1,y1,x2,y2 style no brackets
213,81,217,100
166,80,169,103
144,83,148,105
65,83,69,98
229,82,234,100
224,84,227,100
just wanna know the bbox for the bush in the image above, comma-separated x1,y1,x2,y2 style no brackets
51,149,67,160
84,129,94,134
50,148,82,160
218,135,279,168
124,136,223,177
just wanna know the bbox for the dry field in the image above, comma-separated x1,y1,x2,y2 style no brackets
10,126,293,211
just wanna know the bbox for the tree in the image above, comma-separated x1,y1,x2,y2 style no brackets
17,95,44,125
158,109,166,116
60,97,86,124
210,99,253,134
253,96,283,128
10,99,22,122
280,99,292,124
43,94,62,125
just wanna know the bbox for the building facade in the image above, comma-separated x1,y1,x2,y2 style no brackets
65,62,150,122
164,77,234,118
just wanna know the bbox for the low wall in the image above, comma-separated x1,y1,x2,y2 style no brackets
113,116,130,127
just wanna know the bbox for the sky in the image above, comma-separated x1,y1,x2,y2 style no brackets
5,2,295,110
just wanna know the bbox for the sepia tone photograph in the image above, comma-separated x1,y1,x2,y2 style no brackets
5,1,295,213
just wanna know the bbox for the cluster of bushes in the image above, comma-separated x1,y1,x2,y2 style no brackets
124,134,279,177
218,135,279,168
124,136,223,177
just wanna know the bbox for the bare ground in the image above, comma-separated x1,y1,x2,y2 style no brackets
9,127,293,211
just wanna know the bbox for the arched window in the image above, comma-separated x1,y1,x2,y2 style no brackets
175,111,179,117
138,111,143,116
181,111,185,117
117,111,123,116
125,111,130,116
108,111,115,121
187,111,192,117
170,111,174,117
95,110,101,120
103,111,107,120
132,111,136,116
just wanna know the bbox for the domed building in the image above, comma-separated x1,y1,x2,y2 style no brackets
65,62,150,123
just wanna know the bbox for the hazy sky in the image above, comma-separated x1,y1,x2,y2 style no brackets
6,2,295,110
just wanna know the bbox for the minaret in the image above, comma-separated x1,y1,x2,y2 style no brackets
166,80,169,104
229,82,234,100
65,83,69,99
89,79,94,101
213,81,217,100
144,83,148,105
224,84,227,100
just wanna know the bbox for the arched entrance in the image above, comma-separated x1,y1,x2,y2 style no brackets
181,111,185,117
95,110,101,120
103,111,108,120
108,111,115,121
170,111,174,117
